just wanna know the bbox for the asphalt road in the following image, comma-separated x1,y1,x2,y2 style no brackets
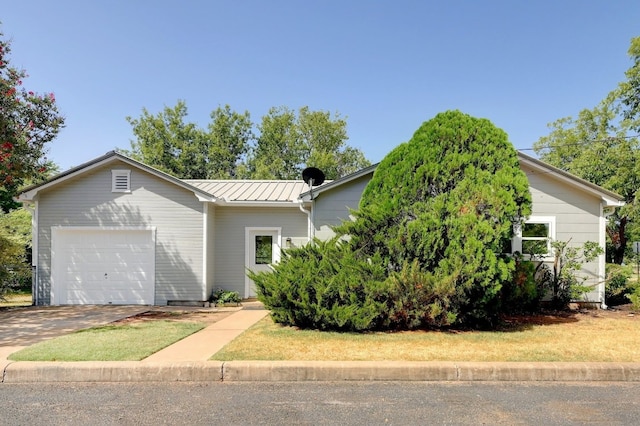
2,381,639,425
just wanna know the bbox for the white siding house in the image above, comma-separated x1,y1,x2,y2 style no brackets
17,150,624,307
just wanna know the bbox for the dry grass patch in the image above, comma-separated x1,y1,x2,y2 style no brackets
212,310,640,362
0,292,31,308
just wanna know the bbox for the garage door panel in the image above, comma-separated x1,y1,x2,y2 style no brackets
52,228,155,305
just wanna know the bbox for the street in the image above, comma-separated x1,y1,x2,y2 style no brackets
2,381,639,425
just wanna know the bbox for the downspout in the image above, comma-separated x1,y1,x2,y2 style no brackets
298,201,312,242
23,201,38,306
601,202,615,309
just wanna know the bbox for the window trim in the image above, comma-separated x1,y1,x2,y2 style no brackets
513,216,556,260
111,169,131,193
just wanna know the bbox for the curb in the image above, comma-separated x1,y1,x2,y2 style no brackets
4,361,640,383
2,361,222,383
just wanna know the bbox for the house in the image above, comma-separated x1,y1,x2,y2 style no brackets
17,150,624,308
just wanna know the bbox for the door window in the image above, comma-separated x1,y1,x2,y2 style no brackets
255,235,273,264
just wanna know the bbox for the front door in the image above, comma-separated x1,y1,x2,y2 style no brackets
245,228,281,298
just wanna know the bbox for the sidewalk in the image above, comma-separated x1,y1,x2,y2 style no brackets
2,305,640,383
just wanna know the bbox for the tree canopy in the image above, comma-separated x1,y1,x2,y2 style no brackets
343,110,531,324
0,30,64,212
1,28,64,297
125,102,370,180
534,36,640,263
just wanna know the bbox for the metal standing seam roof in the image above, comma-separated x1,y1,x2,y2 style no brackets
183,180,313,202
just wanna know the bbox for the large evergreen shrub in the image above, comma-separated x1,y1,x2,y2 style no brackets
253,111,532,330
341,110,531,325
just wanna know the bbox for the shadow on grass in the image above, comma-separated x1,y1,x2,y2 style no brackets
494,311,579,332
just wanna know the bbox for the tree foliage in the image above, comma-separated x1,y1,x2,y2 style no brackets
534,37,640,264
343,110,532,325
254,111,532,330
0,208,32,299
620,36,640,127
125,102,369,180
125,101,207,179
0,30,64,212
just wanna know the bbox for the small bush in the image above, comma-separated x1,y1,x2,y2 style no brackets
605,263,634,306
499,255,542,312
383,260,458,329
251,239,389,331
251,239,463,331
209,288,241,305
627,287,640,311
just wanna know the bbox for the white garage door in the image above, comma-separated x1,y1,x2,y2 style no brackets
51,227,155,305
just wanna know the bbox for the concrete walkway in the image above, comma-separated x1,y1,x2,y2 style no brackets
2,304,640,383
143,309,269,362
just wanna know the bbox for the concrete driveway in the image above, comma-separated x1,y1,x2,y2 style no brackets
0,305,149,357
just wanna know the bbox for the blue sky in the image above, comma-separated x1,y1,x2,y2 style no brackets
2,1,639,171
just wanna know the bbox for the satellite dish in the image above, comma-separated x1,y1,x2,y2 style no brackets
302,167,325,186
302,167,325,202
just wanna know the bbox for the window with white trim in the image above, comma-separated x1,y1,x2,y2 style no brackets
111,170,131,193
513,216,556,258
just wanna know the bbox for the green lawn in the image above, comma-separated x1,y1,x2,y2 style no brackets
9,320,204,361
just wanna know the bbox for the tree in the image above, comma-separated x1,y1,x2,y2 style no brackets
249,106,305,179
342,110,531,325
126,103,370,180
249,106,370,180
125,101,208,179
0,208,31,299
0,30,64,212
534,37,640,264
620,36,640,127
206,105,253,179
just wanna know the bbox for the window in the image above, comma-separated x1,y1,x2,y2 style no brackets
255,235,273,264
522,222,550,255
112,170,131,193
513,216,555,258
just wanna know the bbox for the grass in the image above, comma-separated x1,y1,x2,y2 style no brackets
0,291,32,307
211,313,640,362
9,320,204,361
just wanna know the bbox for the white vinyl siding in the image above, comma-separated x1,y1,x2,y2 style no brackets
312,174,370,240
36,160,205,305
213,207,307,296
524,165,603,301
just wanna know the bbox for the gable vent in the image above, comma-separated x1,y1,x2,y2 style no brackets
112,169,131,192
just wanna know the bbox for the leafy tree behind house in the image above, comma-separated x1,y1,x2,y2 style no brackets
534,36,640,264
249,106,370,179
125,102,370,180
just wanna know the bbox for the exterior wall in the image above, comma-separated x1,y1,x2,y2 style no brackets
213,206,308,296
35,160,205,305
312,166,607,303
523,166,604,302
312,174,370,240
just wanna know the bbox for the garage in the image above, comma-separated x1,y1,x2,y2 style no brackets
51,227,155,305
